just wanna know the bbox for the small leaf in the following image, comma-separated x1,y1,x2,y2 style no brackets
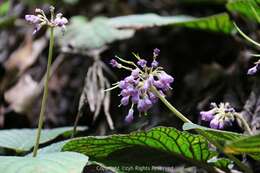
0,126,87,153
183,123,245,144
0,152,88,173
63,126,232,171
227,0,260,22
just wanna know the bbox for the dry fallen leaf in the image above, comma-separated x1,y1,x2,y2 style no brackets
4,74,41,114
1,34,47,91
4,35,47,74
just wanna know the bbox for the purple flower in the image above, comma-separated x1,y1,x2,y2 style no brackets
125,109,134,123
54,13,68,34
200,110,214,121
25,15,40,24
201,102,235,129
110,59,119,68
151,60,159,68
125,76,135,83
148,92,158,104
131,68,140,78
210,117,224,129
159,71,174,84
137,97,152,112
153,48,160,58
118,80,127,89
137,59,147,68
54,13,68,26
131,91,139,104
121,96,130,106
247,64,258,75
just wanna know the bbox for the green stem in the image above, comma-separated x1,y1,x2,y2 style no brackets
234,113,253,135
152,86,253,173
151,86,192,123
32,27,54,157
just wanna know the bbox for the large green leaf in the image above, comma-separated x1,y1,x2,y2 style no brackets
108,13,235,34
0,152,88,173
227,0,260,22
63,127,232,172
183,123,245,144
59,13,234,53
0,126,86,153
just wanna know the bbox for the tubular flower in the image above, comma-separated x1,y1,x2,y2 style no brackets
25,6,68,35
200,102,235,129
109,49,174,122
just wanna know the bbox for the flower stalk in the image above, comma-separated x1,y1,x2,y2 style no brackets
234,113,253,135
25,6,68,157
151,86,192,123
32,27,54,157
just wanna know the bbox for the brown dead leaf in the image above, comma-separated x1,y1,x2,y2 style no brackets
1,34,47,91
4,74,41,114
4,35,47,74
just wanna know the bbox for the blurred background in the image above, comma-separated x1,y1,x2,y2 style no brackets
0,0,258,136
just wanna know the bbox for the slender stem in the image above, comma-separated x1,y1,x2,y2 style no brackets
32,27,55,157
71,112,81,138
151,86,253,173
234,113,253,135
151,86,192,123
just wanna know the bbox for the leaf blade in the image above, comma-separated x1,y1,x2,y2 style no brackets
63,126,232,171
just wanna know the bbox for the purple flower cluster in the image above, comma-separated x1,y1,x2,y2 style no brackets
25,6,68,35
110,49,174,123
200,102,235,129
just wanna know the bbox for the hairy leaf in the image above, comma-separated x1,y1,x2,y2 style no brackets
63,127,232,172
0,126,86,153
0,152,88,173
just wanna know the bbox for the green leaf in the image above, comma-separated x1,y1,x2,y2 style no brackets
27,140,68,156
58,16,134,53
224,133,260,154
0,126,87,153
227,0,260,22
59,13,235,53
108,13,235,34
63,126,232,172
0,152,88,173
183,123,245,144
